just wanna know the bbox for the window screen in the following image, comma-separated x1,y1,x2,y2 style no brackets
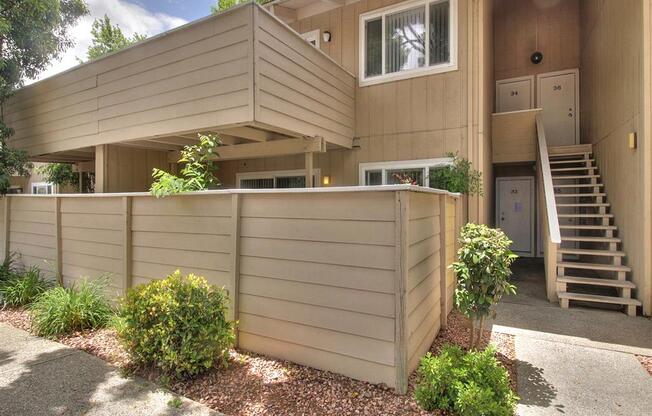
365,18,382,77
385,6,426,74
429,0,450,65
240,178,274,189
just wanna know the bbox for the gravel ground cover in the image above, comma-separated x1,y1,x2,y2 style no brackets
637,355,652,376
0,307,516,415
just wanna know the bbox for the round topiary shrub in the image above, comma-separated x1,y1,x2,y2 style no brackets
118,270,235,378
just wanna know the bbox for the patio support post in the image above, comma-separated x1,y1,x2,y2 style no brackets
439,195,448,329
55,197,62,286
394,191,409,394
95,145,107,193
230,193,242,346
3,197,9,261
122,196,132,294
305,152,314,187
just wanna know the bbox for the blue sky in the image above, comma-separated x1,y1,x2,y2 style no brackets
30,0,219,83
133,0,216,22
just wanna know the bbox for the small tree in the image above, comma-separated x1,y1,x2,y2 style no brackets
430,153,483,196
452,223,517,350
82,15,146,62
150,133,221,197
37,163,78,188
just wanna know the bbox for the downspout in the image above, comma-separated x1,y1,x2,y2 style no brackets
641,0,652,316
466,0,476,223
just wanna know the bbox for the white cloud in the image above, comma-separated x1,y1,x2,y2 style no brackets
27,0,188,84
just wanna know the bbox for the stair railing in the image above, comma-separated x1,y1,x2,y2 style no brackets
535,114,561,302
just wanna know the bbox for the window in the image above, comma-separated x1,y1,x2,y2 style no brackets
359,158,452,186
31,182,53,194
301,29,320,49
359,0,456,86
237,169,321,189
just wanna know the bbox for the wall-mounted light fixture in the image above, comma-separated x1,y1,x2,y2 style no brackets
322,175,331,186
322,31,331,43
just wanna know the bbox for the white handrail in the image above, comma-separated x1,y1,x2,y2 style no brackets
535,114,561,244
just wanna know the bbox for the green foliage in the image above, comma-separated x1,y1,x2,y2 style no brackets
0,0,87,194
150,133,222,197
118,270,235,379
0,266,52,307
0,252,18,283
30,277,113,337
452,224,517,349
83,15,146,62
415,344,518,415
36,163,78,187
430,153,483,196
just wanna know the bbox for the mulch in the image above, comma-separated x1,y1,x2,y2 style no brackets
0,307,516,415
637,355,652,376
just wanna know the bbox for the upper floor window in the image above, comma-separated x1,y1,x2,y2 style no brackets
359,0,457,86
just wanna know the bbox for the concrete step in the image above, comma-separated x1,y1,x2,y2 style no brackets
558,291,641,306
559,225,617,230
561,235,621,243
551,167,598,172
558,248,625,257
549,158,595,164
557,275,636,289
557,261,631,273
557,203,609,208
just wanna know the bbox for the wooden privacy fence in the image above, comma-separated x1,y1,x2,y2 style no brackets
0,185,461,393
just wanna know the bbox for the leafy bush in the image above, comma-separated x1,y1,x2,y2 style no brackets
36,163,79,188
150,134,222,197
0,252,18,283
415,344,518,415
452,224,517,349
430,153,483,195
118,270,235,379
0,266,52,307
30,278,113,337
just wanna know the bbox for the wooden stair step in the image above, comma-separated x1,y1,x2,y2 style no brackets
557,203,610,207
558,292,641,306
558,248,625,257
554,193,606,197
561,235,621,243
552,175,600,180
559,225,617,230
558,213,613,218
549,159,595,164
551,167,597,172
549,152,593,158
554,184,603,188
558,275,636,289
557,261,631,272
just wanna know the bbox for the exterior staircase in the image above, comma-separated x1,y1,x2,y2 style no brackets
548,146,641,316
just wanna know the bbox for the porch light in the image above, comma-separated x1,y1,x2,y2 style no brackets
322,31,331,43
322,175,331,186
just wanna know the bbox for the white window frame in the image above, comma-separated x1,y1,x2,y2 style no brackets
301,29,320,49
31,182,54,194
358,0,458,87
236,169,322,188
359,158,453,186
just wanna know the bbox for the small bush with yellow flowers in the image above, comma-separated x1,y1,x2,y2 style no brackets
118,270,235,379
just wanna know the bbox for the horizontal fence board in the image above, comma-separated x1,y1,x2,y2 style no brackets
61,197,123,214
240,274,395,318
238,332,395,388
11,242,55,261
239,313,394,366
408,236,440,269
61,239,123,260
61,227,123,245
61,213,122,230
132,215,231,235
10,220,56,237
239,294,394,342
409,216,439,245
10,210,54,225
132,232,231,254
62,251,122,274
131,261,231,289
132,195,232,216
10,198,55,212
408,253,440,292
239,256,394,294
9,231,56,249
132,246,230,273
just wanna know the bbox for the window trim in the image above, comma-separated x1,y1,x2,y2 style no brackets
31,182,54,195
358,0,458,87
236,169,322,189
359,158,452,186
301,29,320,49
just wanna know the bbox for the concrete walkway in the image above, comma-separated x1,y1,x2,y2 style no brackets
0,323,221,416
489,259,652,416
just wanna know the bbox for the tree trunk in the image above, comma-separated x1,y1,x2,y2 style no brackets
478,315,486,348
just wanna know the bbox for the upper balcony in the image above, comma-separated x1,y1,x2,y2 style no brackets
3,3,355,162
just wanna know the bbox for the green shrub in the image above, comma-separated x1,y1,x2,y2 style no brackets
452,224,517,349
30,278,113,337
0,252,18,283
0,266,52,306
415,344,518,415
430,153,483,195
118,270,235,379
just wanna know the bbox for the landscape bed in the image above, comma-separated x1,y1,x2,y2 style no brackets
0,308,515,416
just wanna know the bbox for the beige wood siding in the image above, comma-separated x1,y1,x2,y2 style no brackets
254,9,356,148
494,0,580,81
406,192,442,373
104,145,169,192
0,187,460,391
238,191,397,387
60,197,124,295
7,197,57,276
580,0,649,313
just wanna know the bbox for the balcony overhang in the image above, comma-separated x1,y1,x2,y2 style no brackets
3,2,355,163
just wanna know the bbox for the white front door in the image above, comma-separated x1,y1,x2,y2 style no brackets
496,177,534,256
537,70,579,146
496,76,534,113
